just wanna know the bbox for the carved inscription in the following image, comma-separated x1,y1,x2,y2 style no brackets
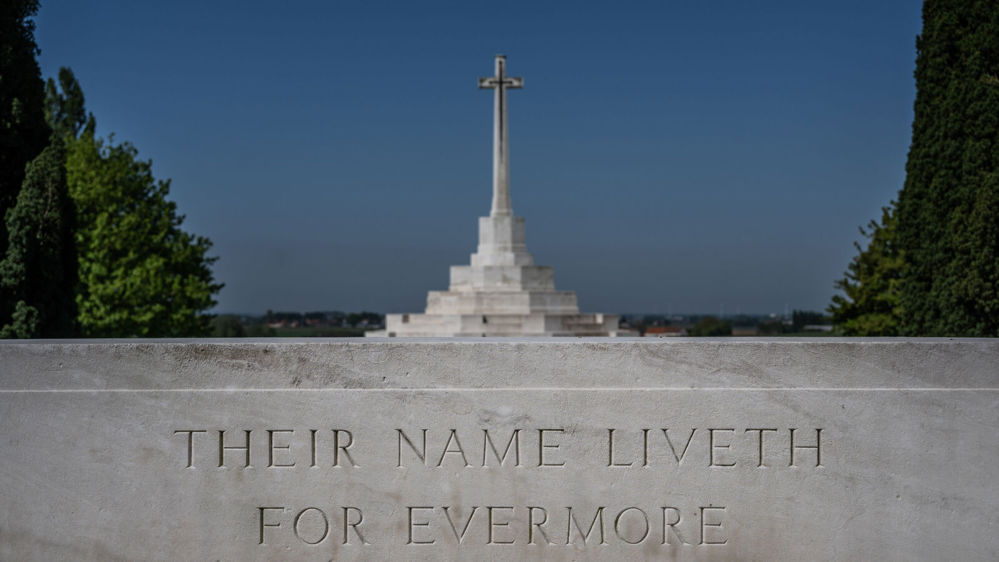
171,425,824,549
607,428,823,467
402,504,728,546
174,427,822,470
173,429,359,469
395,428,565,467
258,506,367,546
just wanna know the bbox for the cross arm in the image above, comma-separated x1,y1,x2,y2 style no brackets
478,77,524,89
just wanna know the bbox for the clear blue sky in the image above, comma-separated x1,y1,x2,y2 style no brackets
35,0,921,316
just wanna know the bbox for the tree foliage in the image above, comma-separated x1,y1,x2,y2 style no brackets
45,66,92,139
832,1,998,336
17,68,223,338
894,0,999,336
3,25,222,338
65,128,222,337
0,138,77,337
0,0,50,249
829,206,903,336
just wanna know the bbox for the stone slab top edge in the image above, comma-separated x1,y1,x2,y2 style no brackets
1,336,997,344
1,338,996,391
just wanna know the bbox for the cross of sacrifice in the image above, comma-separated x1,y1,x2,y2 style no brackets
478,55,523,217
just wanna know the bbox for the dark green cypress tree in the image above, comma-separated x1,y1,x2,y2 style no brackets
0,0,50,252
895,0,999,336
0,137,77,337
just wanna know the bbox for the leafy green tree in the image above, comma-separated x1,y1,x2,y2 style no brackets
894,0,999,336
828,206,904,336
45,67,92,139
0,138,77,337
40,69,222,337
688,316,732,337
64,129,222,337
0,0,50,251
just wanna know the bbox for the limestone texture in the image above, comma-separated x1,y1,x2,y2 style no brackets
0,338,997,560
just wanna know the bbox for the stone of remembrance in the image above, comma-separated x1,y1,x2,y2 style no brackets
1,338,998,560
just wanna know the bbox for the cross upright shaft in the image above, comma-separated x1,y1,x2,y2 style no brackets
478,55,523,217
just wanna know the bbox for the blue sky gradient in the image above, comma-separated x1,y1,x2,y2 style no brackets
35,0,922,315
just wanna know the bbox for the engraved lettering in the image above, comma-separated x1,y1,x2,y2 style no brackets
407,506,435,544
385,504,728,547
332,429,357,467
538,428,565,467
267,429,295,468
257,506,284,545
309,429,318,468
566,506,606,545
661,506,686,545
528,506,552,545
342,506,367,545
487,506,515,544
662,428,696,464
482,429,521,467
699,506,727,545
293,507,329,545
255,505,367,546
442,506,479,543
790,428,823,467
607,429,633,467
174,429,205,468
219,429,251,468
397,429,427,467
614,507,650,544
436,429,470,467
708,428,736,467
642,428,650,467
745,428,778,467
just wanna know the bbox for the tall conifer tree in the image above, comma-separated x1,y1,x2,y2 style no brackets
0,1,75,337
895,0,999,336
0,0,50,250
0,138,77,337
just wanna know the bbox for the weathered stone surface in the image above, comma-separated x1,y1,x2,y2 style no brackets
1,338,997,561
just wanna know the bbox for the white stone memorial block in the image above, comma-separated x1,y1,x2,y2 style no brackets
1,339,997,560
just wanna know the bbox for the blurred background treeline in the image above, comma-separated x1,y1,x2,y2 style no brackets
211,310,384,338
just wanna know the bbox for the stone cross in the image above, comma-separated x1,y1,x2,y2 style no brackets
478,55,523,217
